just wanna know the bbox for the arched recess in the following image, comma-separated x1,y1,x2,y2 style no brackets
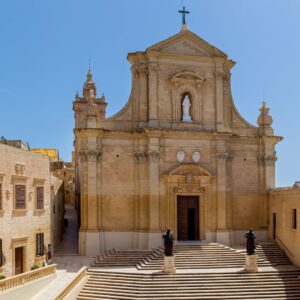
163,164,214,240
170,71,205,124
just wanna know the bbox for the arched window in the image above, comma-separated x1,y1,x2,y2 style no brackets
181,92,192,122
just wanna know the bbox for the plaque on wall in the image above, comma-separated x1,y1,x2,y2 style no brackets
192,151,201,163
177,151,185,163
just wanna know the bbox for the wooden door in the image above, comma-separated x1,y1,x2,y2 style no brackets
177,196,199,240
15,247,23,275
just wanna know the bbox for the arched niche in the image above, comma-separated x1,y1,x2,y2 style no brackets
170,71,205,124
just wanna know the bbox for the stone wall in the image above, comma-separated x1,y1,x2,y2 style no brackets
0,143,51,277
269,184,300,267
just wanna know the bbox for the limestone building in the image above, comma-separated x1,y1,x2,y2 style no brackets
0,142,51,277
269,183,300,266
74,27,282,256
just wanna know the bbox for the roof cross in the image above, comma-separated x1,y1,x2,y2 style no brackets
178,6,190,25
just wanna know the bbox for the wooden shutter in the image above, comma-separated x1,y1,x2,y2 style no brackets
36,186,44,209
36,233,44,256
0,239,2,267
15,185,26,209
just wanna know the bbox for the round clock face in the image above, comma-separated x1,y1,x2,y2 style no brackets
192,151,201,163
177,150,185,162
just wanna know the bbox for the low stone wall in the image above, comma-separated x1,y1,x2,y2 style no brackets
0,264,56,292
54,266,88,300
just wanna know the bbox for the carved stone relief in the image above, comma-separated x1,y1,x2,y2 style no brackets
79,149,102,162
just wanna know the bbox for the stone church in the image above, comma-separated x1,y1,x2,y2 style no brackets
73,26,281,256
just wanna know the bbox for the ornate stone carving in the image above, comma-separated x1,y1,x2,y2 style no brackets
217,153,233,163
258,155,277,166
214,70,230,81
148,63,160,75
134,151,160,163
185,173,194,184
173,185,206,193
148,151,160,162
134,151,148,163
15,163,25,175
79,150,102,162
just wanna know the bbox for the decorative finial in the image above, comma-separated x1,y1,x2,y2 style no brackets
262,101,266,107
178,6,190,30
86,60,93,83
75,91,79,98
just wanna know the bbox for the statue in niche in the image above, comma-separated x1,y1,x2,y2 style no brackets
245,229,256,255
162,229,174,256
182,94,192,122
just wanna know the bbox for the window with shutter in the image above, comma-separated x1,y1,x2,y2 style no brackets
36,186,44,209
36,233,44,256
0,239,2,267
292,209,297,229
15,185,26,209
0,183,2,210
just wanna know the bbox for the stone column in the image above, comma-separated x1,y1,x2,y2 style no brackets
148,63,159,128
147,137,161,248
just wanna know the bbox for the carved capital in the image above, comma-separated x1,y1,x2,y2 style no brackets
214,70,230,81
79,149,102,162
131,65,140,76
148,63,160,75
133,151,148,163
217,153,233,164
258,155,277,166
148,151,160,162
139,65,148,76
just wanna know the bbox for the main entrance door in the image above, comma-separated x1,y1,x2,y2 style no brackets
15,247,24,275
177,196,199,240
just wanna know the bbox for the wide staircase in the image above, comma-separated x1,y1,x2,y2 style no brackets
92,242,290,270
77,270,300,300
77,241,300,300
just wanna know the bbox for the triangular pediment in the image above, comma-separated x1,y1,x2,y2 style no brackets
146,29,227,58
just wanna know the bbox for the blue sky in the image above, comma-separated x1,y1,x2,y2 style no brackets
0,0,299,186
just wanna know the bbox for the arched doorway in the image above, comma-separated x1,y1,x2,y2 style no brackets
163,164,213,241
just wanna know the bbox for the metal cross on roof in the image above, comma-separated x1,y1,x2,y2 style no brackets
178,6,190,25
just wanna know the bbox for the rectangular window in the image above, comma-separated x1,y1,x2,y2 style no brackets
0,183,2,210
292,209,297,229
0,239,3,267
36,233,44,256
15,185,26,209
36,186,44,209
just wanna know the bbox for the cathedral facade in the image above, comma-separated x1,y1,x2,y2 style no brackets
73,28,281,256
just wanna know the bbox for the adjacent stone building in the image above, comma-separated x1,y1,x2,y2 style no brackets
74,27,282,256
0,142,51,277
269,183,300,266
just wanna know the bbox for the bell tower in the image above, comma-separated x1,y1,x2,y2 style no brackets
73,67,107,129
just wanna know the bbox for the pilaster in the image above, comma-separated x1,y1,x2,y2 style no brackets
215,68,225,132
148,63,159,127
79,149,102,231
